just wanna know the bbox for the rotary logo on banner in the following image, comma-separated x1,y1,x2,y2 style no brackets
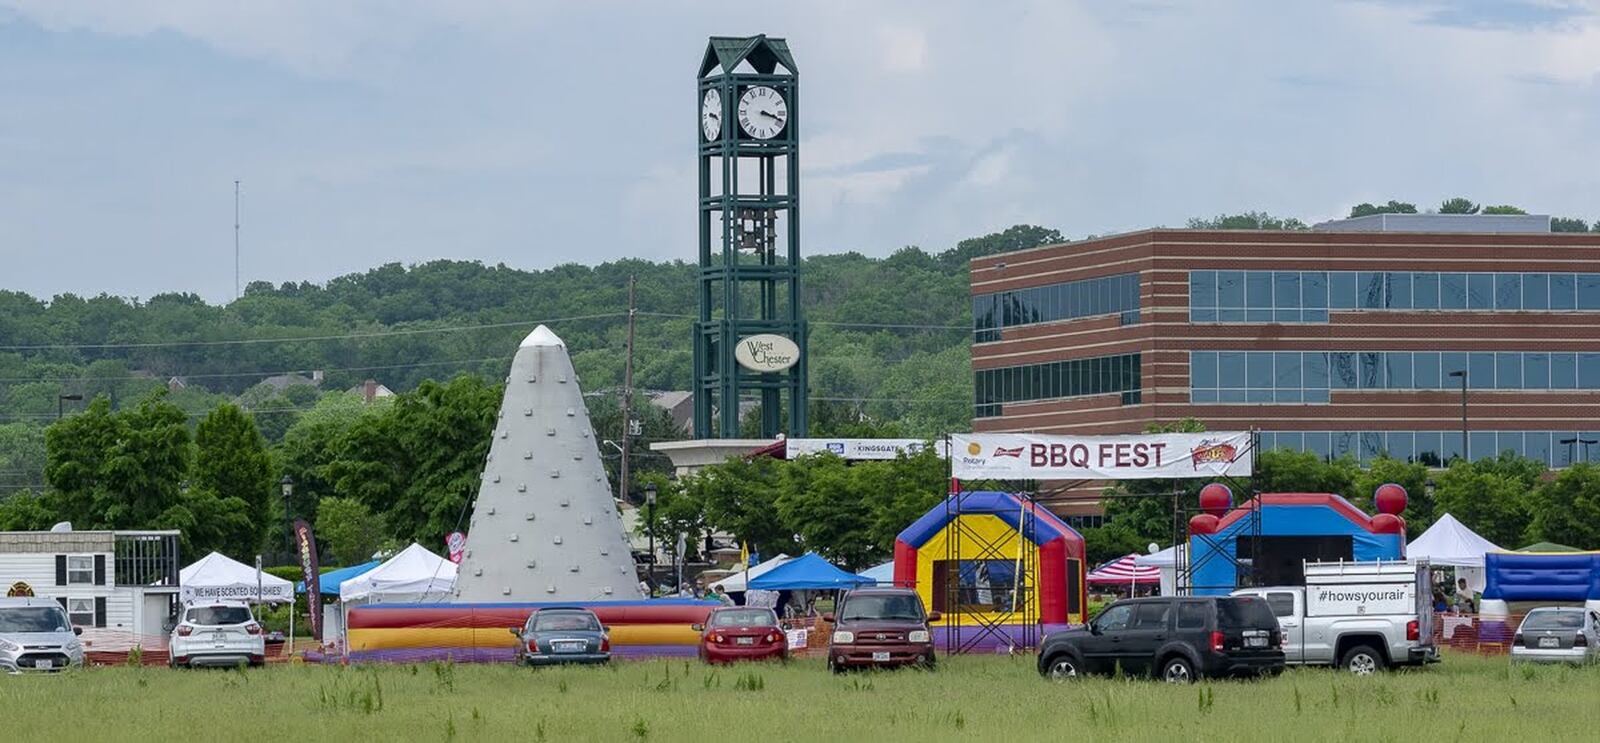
950,431,1253,480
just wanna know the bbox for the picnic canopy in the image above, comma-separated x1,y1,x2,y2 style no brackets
1406,513,1503,567
859,560,895,585
709,553,791,593
179,551,293,604
1087,553,1161,585
339,543,456,603
1517,541,1582,553
747,553,872,591
297,560,383,596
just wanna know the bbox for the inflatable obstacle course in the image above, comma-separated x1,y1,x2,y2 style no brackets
343,600,716,662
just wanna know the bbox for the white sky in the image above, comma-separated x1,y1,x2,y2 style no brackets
1,1,1598,302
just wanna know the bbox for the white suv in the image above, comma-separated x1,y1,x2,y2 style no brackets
169,601,266,668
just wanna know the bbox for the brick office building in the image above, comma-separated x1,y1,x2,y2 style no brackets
970,215,1600,517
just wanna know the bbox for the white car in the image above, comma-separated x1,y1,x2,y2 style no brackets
1510,607,1600,664
169,601,266,668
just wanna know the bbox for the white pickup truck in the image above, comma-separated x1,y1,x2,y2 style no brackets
1233,560,1439,675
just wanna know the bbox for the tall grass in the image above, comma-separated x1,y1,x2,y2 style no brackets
2,652,1597,742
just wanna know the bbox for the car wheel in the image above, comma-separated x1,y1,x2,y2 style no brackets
1340,645,1381,676
1044,654,1080,680
1161,656,1196,684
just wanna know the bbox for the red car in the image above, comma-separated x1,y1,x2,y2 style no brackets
695,607,788,663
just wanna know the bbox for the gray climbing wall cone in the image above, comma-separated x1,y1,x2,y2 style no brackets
453,325,644,602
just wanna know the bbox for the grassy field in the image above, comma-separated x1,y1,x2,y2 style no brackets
2,652,1597,742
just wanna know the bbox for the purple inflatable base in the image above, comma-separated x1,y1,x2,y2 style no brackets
931,623,1076,652
313,645,699,664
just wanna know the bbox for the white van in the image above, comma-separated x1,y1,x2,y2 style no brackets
0,597,85,673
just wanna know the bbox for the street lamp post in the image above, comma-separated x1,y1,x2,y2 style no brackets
1447,370,1467,462
1559,437,1599,465
644,483,657,588
57,394,83,420
280,475,295,559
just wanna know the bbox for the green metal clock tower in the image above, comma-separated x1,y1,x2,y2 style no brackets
694,35,807,439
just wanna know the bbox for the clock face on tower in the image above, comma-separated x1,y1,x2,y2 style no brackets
737,85,787,140
701,89,722,141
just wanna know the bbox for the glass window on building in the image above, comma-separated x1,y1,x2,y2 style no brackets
1581,274,1600,310
1191,351,1218,390
1523,353,1550,390
1468,352,1495,389
1331,431,1356,460
1467,273,1494,309
1523,274,1550,311
1360,432,1383,463
1246,272,1273,322
1304,352,1329,390
1359,352,1382,389
1495,273,1523,310
1496,352,1522,389
1413,272,1439,310
1441,352,1469,382
1330,272,1356,309
1470,431,1497,462
1413,352,1441,389
1525,432,1553,466
1552,353,1577,389
1331,352,1356,389
1580,353,1600,389
1441,430,1464,463
1305,432,1331,459
1416,432,1444,467
1385,432,1414,463
1386,272,1412,309
1386,352,1412,389
1550,273,1576,310
1274,272,1301,323
1439,273,1467,310
1358,272,1384,309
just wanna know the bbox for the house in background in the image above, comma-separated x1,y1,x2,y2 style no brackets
0,529,181,652
260,370,324,392
347,379,395,403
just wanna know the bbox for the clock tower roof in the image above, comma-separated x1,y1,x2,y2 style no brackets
700,34,797,78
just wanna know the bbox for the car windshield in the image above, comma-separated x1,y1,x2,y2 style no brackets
840,595,924,622
532,612,600,632
0,607,70,633
186,606,253,625
711,609,777,627
1216,597,1276,629
1523,610,1584,630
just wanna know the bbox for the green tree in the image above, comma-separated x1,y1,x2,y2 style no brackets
0,491,53,530
1255,449,1357,495
1438,197,1479,214
1101,418,1210,544
1433,459,1531,548
684,456,792,558
1186,212,1309,230
1551,217,1592,233
1480,205,1527,215
1526,463,1600,549
1348,456,1433,532
1348,201,1417,218
935,224,1064,269
317,496,389,565
775,454,878,569
194,403,275,549
1081,522,1150,566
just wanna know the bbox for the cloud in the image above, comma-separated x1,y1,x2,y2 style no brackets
1,1,1600,301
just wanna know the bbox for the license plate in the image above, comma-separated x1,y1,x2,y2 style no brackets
1246,637,1267,648
554,641,586,653
736,637,754,646
1539,636,1559,648
872,651,891,662
36,659,53,670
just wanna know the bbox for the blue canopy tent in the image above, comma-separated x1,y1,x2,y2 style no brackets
748,553,872,590
297,560,383,596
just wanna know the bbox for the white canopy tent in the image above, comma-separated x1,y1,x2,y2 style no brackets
1407,513,1502,592
179,551,293,604
859,560,894,585
708,553,792,593
1133,546,1177,596
339,543,457,604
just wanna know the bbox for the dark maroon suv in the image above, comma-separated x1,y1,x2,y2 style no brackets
825,587,940,672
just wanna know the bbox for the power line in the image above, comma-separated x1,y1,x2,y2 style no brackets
0,312,633,351
0,356,514,385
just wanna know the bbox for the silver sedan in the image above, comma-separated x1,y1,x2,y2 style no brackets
1510,607,1600,664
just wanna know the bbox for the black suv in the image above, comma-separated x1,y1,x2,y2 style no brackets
1036,596,1284,682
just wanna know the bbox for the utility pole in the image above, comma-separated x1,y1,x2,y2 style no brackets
234,180,241,301
618,276,637,509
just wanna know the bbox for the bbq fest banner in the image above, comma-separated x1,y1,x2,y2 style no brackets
950,432,1253,480
293,518,323,641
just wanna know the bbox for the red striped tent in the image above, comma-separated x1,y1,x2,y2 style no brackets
1086,553,1161,585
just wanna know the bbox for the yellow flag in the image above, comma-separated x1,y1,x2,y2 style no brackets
740,541,749,567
